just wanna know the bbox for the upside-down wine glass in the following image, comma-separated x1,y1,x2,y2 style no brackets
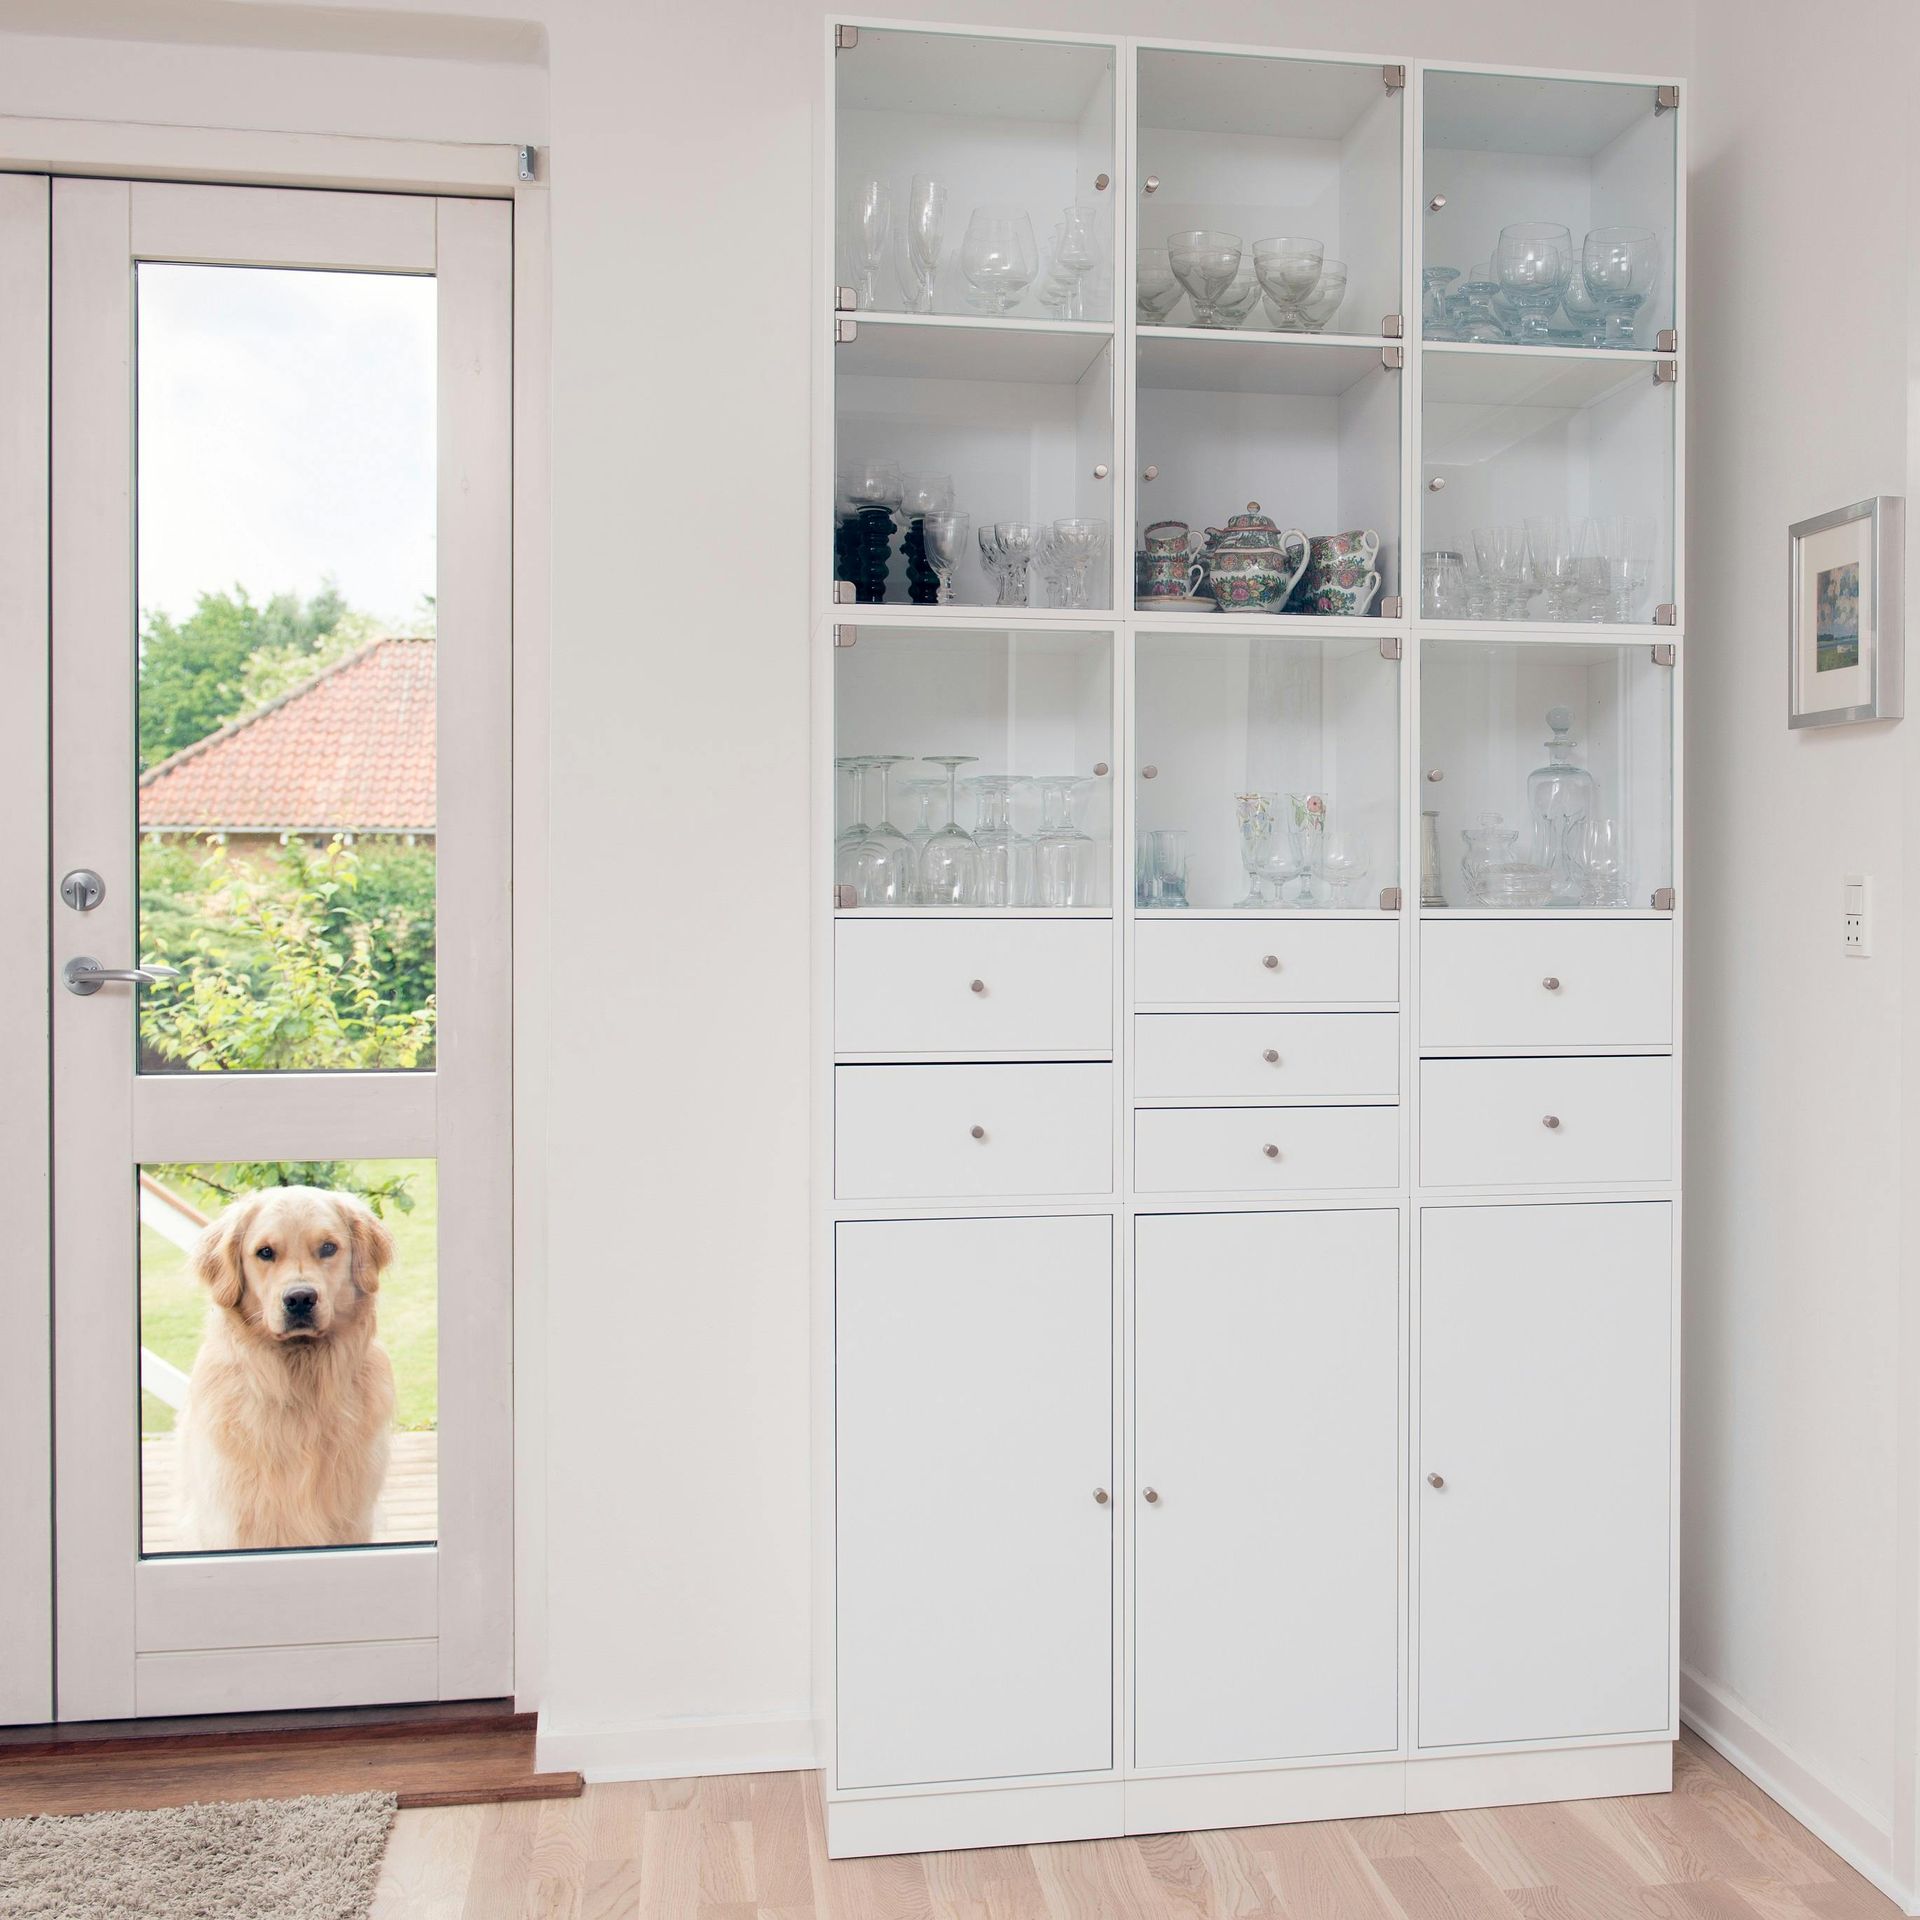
964,775,1037,907
1034,777,1101,907
838,757,915,905
917,756,982,905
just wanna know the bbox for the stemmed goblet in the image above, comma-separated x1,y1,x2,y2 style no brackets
836,756,915,905
917,755,982,905
1422,266,1461,337
843,176,891,312
1598,515,1655,623
1252,236,1324,329
1136,248,1183,323
1494,223,1573,344
960,206,1038,314
1583,226,1659,346
922,511,971,605
1211,259,1262,328
1167,231,1242,327
991,522,1035,607
1296,259,1347,332
1050,517,1109,610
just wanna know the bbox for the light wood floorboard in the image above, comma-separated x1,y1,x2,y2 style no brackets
368,1733,1905,1920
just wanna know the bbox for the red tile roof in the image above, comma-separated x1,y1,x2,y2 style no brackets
139,636,435,836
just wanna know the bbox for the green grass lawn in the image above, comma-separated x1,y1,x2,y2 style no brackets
140,1158,438,1434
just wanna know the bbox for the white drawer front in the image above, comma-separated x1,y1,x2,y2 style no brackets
1134,1106,1398,1194
835,919,1112,1057
1419,1056,1673,1189
1134,1014,1400,1102
1420,920,1673,1050
1134,918,1398,1007
837,1064,1114,1200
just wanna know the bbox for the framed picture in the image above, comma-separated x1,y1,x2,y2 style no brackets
1788,496,1904,728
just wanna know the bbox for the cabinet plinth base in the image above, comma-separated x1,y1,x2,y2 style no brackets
824,1740,1674,1859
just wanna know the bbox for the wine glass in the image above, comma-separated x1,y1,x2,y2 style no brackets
897,777,948,864
963,775,1037,907
1210,258,1262,328
1319,829,1373,907
1234,791,1278,907
1422,266,1461,337
1167,230,1242,327
1561,268,1605,346
896,174,947,314
1583,226,1659,345
1525,517,1583,622
1050,518,1109,610
960,206,1038,315
1297,260,1348,332
1053,204,1100,318
1034,777,1100,907
1252,236,1324,328
842,176,891,312
917,756,982,905
1494,223,1573,344
837,757,914,905
1286,790,1329,905
1136,248,1183,323
901,472,953,519
1474,523,1534,620
923,511,971,605
834,754,870,852
992,522,1035,608
1449,262,1508,342
1598,515,1656,623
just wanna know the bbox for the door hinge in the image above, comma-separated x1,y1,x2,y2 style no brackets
1379,886,1403,912
516,144,538,183
1656,327,1678,353
1655,83,1679,113
1383,63,1407,92
1651,642,1676,666
1378,595,1404,622
834,624,858,648
1654,358,1678,385
1378,630,1403,659
833,580,856,604
1654,602,1678,626
1382,313,1405,339
835,317,858,345
835,285,857,312
834,883,858,908
1652,886,1676,911
835,23,859,50
1382,344,1405,372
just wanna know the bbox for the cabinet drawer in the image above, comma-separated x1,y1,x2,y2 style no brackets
1134,1106,1398,1194
1419,1057,1672,1189
1420,920,1673,1050
835,919,1112,1057
1134,1014,1400,1102
1134,918,1398,1007
836,1064,1113,1200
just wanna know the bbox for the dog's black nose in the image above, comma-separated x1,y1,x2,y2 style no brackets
282,1285,319,1318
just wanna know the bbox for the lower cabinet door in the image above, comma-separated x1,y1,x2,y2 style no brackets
1133,1209,1399,1769
835,1215,1113,1789
1418,1202,1672,1749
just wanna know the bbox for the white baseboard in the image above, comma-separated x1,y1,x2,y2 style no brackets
536,1711,819,1783
1679,1665,1915,1915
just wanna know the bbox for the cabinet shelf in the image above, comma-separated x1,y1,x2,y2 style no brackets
1137,333,1390,398
840,312,1114,384
1422,344,1668,410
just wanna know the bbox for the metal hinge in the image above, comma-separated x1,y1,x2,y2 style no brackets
1379,886,1403,912
1383,63,1407,92
1654,602,1678,626
834,624,857,648
835,285,857,312
1655,83,1679,113
1382,313,1405,339
1382,344,1405,372
835,317,858,345
1651,642,1676,667
1378,630,1403,659
516,144,537,183
1378,596,1404,622
1656,328,1678,353
835,23,859,50
833,580,856,604
1652,886,1676,911
1654,359,1678,385
834,883,857,908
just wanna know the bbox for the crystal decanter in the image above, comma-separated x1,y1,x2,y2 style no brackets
1525,705,1598,905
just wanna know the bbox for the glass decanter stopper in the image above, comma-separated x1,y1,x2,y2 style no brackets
1525,705,1598,904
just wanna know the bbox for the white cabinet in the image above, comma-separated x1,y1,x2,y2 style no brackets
1420,920,1673,1049
835,1215,1113,1789
1133,917,1398,1006
1134,1210,1399,1768
1417,1203,1672,1748
1134,1012,1399,1100
1134,1104,1397,1194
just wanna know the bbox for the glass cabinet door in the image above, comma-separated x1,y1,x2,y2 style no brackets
835,28,1116,322
1419,636,1673,910
1421,68,1677,352
1136,48,1403,338
1134,629,1399,912
835,624,1114,910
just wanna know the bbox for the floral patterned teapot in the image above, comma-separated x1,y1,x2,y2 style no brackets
1196,502,1310,612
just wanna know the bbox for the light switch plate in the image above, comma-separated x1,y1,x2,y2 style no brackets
1844,872,1872,956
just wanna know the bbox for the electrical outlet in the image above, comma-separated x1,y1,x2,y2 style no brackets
1844,873,1872,957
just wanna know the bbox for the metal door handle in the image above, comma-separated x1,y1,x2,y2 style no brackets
1427,1471,1446,1489
1093,1487,1110,1504
63,956,182,997
1142,1487,1160,1504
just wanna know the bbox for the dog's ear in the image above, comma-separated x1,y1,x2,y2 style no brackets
191,1200,252,1311
342,1195,395,1293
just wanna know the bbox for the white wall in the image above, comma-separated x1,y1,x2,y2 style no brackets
1680,0,1920,1904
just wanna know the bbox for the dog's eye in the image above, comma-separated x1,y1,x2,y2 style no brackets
255,1245,275,1262
318,1241,338,1259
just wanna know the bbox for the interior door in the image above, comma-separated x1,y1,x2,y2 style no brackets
49,179,512,1720
835,1215,1114,1789
1417,1202,1671,1748
1133,1208,1399,1769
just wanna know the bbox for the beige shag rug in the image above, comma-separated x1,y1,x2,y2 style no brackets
0,1790,396,1920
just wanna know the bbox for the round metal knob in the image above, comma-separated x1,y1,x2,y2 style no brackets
1142,765,1158,780
1093,1486,1110,1503
1262,1048,1280,1064
1426,768,1445,782
970,1125,986,1141
1542,1114,1562,1130
1142,1487,1160,1504
1094,173,1110,192
1263,1144,1281,1160
1428,194,1447,211
1093,463,1109,479
1144,175,1160,194
1427,1471,1446,1489
1262,954,1280,970
1542,975,1562,991
969,978,986,994
1142,465,1159,481
1093,761,1109,777
1427,476,1447,491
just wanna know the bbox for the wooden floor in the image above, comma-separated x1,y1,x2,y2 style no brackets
368,1732,1903,1920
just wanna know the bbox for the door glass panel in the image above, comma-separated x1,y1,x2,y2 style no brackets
139,1158,437,1556
135,264,437,1073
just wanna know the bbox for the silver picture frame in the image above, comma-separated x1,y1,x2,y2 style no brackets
1788,495,1904,728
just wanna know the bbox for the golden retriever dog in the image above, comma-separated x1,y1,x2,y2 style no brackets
176,1185,397,1552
